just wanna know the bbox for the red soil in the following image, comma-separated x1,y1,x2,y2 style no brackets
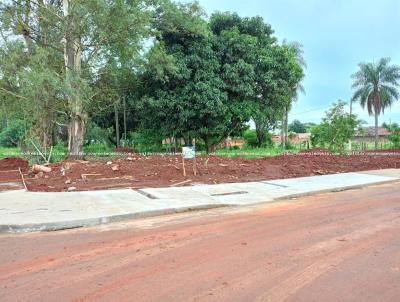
22,151,400,192
0,158,27,191
0,157,29,171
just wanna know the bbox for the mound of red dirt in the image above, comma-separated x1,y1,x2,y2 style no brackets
0,157,29,171
23,152,400,192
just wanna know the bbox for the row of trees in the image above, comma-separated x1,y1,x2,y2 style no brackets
0,0,305,156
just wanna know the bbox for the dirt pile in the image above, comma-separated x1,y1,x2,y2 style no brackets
23,151,400,192
0,157,29,171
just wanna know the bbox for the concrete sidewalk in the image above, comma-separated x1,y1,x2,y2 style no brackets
1,169,399,233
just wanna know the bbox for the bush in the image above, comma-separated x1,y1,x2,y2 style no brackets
243,130,258,147
387,123,400,147
84,143,113,156
288,120,307,133
130,129,164,152
311,101,360,152
51,141,68,162
0,120,26,147
85,121,111,145
243,129,273,148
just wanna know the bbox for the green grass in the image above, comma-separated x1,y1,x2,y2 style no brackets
2,140,396,163
0,147,22,159
213,146,296,158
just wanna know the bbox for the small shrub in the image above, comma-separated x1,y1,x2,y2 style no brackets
243,129,272,148
85,121,111,145
84,143,113,156
51,142,68,162
243,130,258,147
0,120,26,147
130,130,164,152
388,123,400,148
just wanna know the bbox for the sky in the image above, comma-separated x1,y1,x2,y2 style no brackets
195,0,400,126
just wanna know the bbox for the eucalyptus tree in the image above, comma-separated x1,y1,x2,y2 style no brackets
0,0,152,157
351,58,400,148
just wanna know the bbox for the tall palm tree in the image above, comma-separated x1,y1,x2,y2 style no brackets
351,58,400,148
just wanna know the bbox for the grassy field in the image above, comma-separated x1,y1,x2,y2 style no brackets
213,146,295,158
0,147,22,159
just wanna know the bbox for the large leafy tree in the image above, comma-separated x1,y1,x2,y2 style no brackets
253,44,303,147
209,12,259,143
209,13,304,148
288,119,307,133
139,2,226,151
0,0,152,157
140,8,262,152
351,58,400,148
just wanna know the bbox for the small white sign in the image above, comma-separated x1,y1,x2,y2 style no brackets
182,146,195,159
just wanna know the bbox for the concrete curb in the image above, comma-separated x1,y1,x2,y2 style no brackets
273,178,400,201
0,204,230,233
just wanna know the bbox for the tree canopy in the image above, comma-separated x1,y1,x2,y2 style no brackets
0,1,305,155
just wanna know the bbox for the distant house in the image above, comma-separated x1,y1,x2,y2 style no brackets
217,137,245,149
353,127,389,144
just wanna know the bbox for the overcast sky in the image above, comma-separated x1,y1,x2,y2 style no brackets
195,0,400,126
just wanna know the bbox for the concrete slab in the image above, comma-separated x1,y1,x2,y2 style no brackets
358,169,400,178
0,190,228,232
268,172,397,197
1,169,399,233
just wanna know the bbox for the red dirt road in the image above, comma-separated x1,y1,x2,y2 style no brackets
1,183,400,301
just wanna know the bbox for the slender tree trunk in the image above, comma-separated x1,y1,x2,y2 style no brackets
254,118,265,147
40,115,53,149
1,102,8,128
375,111,379,149
114,102,120,147
281,108,288,149
280,117,284,148
284,107,289,147
63,0,86,159
123,96,127,143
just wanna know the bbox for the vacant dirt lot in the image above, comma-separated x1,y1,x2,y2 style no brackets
1,182,399,301
0,148,399,192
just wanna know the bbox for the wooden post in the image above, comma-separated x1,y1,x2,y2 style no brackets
182,156,186,177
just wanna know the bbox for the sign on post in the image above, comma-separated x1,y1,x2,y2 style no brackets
181,146,196,176
182,146,195,159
